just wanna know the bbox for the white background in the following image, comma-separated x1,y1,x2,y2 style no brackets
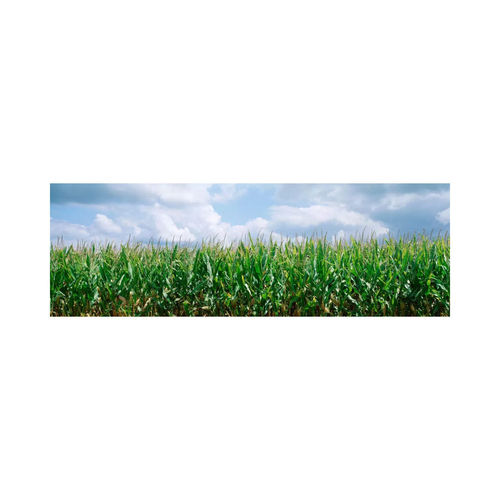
1,0,499,499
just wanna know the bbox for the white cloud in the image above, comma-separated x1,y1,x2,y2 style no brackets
377,191,450,211
218,217,271,243
276,184,450,213
51,201,272,245
210,184,247,203
50,218,90,242
51,199,389,245
380,193,421,210
147,184,211,206
51,215,125,245
436,207,450,224
51,184,449,245
146,206,196,242
93,214,121,234
161,204,223,238
269,204,389,236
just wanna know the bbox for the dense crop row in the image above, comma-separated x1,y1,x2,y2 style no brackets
50,236,450,316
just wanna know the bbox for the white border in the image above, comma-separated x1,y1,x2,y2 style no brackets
2,0,499,498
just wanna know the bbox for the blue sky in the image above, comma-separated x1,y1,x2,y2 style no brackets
50,184,450,245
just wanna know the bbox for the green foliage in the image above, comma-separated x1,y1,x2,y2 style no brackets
50,235,450,316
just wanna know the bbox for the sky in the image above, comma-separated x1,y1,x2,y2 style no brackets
50,184,450,245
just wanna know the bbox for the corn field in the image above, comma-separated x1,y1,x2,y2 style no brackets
50,235,450,316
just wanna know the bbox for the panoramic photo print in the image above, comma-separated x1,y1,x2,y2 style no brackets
50,183,450,317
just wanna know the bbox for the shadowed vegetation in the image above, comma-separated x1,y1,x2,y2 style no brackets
50,235,450,316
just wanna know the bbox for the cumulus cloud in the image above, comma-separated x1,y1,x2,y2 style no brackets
51,214,129,245
272,184,450,236
436,207,450,224
93,214,121,234
50,219,90,242
51,194,270,245
51,184,220,244
50,183,450,245
218,217,272,242
376,191,449,211
276,184,449,211
210,184,247,203
269,204,389,236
